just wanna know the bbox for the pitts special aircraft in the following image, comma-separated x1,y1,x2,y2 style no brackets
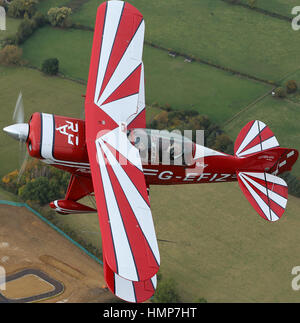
3,1,299,302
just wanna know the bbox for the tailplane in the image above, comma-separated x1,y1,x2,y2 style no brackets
237,171,287,222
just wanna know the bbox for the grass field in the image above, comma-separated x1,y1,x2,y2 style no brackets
0,18,22,46
224,94,300,177
51,182,300,302
150,183,300,302
21,26,272,123
240,0,299,17
22,27,93,81
71,0,98,26
72,0,300,82
0,65,86,178
36,0,71,14
0,186,19,201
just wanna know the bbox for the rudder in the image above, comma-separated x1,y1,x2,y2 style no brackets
234,120,279,158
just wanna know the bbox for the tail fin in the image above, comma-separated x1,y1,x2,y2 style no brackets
234,120,279,158
235,120,298,222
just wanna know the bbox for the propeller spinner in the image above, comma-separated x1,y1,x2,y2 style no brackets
3,123,29,141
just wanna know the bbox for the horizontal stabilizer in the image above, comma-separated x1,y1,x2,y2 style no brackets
237,171,288,222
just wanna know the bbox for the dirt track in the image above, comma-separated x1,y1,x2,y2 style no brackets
0,205,116,303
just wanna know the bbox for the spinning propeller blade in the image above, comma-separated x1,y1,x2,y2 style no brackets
12,92,24,124
3,92,30,182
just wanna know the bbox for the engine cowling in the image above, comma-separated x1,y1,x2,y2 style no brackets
27,112,89,163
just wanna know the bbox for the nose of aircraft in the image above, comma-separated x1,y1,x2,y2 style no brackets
3,123,29,141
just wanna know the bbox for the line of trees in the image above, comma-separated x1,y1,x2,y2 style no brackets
1,0,73,48
0,2,71,72
274,80,298,99
1,159,70,203
151,273,207,303
148,106,234,155
152,274,181,303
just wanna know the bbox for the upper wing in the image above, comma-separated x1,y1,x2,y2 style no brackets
85,1,160,283
85,0,146,129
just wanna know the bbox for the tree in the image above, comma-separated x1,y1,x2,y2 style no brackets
152,278,181,303
2,34,17,46
194,297,208,303
0,44,23,65
2,159,70,205
148,109,234,152
212,133,234,154
41,58,59,75
7,0,38,18
32,11,47,28
47,7,72,28
248,0,257,8
274,87,286,98
153,110,168,128
15,17,36,44
286,80,298,94
18,177,57,205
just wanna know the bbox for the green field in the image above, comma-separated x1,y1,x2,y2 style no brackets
36,0,71,14
151,183,300,302
0,65,86,178
21,26,272,123
21,26,93,81
224,94,300,177
50,182,300,302
0,17,22,45
240,0,299,17
72,0,300,82
0,186,19,201
71,0,98,26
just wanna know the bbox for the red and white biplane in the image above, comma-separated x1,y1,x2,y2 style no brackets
3,1,299,303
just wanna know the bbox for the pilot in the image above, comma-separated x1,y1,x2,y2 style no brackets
134,136,148,161
167,141,182,160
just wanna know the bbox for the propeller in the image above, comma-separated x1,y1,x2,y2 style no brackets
3,92,30,182
13,92,24,124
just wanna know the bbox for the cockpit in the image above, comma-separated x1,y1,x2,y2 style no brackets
127,128,195,166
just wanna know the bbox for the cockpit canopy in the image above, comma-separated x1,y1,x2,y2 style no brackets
128,128,195,166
